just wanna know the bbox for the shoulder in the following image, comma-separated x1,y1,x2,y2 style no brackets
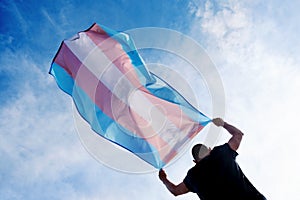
183,163,208,194
211,143,238,158
185,164,198,178
184,159,210,183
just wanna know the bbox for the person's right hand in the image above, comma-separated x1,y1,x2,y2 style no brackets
159,169,167,182
212,118,225,127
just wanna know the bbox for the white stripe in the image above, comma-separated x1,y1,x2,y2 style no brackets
65,32,192,143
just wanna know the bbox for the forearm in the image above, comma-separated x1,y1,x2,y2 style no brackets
159,170,189,196
161,178,178,196
223,122,244,137
223,121,244,151
213,118,244,150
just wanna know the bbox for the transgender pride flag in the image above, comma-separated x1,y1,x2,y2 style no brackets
49,23,211,169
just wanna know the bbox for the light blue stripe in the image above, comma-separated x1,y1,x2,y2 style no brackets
50,63,165,168
149,73,211,126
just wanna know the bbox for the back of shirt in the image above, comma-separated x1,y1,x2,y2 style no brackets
183,143,266,200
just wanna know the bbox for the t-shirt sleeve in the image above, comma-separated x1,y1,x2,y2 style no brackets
183,170,196,193
212,143,238,160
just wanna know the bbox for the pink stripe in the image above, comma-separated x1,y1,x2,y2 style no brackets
86,24,200,135
88,23,141,82
54,44,173,158
85,30,143,91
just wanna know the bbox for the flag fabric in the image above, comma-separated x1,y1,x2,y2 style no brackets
49,23,211,169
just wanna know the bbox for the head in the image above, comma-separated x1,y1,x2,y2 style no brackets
192,144,211,163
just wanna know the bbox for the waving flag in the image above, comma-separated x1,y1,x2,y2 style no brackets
49,23,211,169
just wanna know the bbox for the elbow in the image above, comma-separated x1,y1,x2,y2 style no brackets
235,132,243,144
234,130,243,140
170,188,181,196
239,130,244,136
237,131,243,139
229,131,244,151
171,191,179,196
166,182,188,196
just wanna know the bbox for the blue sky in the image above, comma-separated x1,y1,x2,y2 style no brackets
1,0,300,199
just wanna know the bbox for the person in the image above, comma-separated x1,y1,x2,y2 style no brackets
158,118,266,200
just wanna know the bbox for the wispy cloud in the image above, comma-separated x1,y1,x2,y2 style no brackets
5,0,28,34
41,8,65,36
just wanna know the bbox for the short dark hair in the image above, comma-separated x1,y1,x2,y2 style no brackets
192,144,209,161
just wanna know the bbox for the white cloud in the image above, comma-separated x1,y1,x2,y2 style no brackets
0,50,93,199
186,0,300,199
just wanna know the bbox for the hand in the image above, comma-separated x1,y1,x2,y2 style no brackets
159,169,167,182
212,118,225,127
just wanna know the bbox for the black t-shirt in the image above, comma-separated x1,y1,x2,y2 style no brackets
183,143,266,200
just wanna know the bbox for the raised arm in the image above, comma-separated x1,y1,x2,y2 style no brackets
212,118,244,151
159,169,189,196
